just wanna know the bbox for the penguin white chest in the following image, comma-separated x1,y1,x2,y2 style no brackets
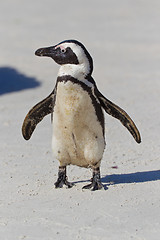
52,80,105,167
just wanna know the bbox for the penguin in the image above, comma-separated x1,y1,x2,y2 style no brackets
22,39,141,191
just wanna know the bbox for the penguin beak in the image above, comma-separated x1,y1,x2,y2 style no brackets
35,46,56,57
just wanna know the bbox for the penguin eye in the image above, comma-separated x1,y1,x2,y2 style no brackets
61,48,66,53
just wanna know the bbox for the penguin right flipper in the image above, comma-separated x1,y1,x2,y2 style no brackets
97,91,141,144
22,89,55,140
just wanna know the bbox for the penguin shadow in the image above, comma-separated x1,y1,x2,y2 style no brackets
0,66,40,95
101,169,160,190
73,170,160,190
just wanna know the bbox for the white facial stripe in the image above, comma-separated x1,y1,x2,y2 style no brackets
55,44,65,51
55,45,60,49
57,42,91,79
59,43,90,67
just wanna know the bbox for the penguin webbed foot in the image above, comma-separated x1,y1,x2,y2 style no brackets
82,167,103,191
55,178,73,188
54,166,74,189
82,179,103,191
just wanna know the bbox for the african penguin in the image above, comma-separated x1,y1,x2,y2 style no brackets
22,39,141,191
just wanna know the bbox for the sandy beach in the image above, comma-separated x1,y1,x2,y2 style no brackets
0,0,160,239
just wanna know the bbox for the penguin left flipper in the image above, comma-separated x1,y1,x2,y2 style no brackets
22,89,55,140
96,90,141,144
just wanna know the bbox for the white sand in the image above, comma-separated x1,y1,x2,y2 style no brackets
0,0,160,239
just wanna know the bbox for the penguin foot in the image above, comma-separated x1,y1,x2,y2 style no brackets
82,167,103,191
82,179,103,191
54,166,74,189
55,178,73,188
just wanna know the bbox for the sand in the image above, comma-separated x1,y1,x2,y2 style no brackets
0,0,160,239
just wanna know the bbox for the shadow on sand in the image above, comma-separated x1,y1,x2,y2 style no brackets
0,67,40,95
73,170,160,190
101,169,160,189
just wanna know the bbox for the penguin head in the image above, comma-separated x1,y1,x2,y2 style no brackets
35,40,93,76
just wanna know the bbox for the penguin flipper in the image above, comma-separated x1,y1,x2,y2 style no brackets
97,91,141,144
22,90,55,140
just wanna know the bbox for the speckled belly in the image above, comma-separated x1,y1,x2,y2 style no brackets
52,81,105,167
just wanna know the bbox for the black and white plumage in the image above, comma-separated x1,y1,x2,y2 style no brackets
22,40,141,190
